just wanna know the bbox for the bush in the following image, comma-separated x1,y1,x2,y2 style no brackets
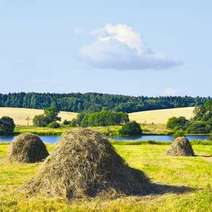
48,121,60,128
167,116,190,130
63,120,71,126
0,116,15,135
119,121,142,136
74,111,129,127
173,129,185,138
33,115,49,127
208,133,212,141
188,100,212,134
186,121,211,134
33,107,60,127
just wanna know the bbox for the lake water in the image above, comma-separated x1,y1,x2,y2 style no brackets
0,134,209,144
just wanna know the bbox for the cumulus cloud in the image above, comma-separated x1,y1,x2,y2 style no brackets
80,24,181,70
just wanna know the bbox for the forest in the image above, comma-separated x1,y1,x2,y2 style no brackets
0,92,210,113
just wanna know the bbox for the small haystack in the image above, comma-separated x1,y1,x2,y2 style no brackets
166,137,195,156
23,129,150,200
9,133,49,163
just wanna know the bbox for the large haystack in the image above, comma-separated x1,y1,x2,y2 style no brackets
166,137,195,156
9,133,49,163
23,129,150,200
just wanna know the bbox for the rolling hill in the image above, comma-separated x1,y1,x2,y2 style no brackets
0,107,77,126
128,107,195,124
0,106,195,126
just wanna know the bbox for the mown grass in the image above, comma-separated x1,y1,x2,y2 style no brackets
0,142,211,211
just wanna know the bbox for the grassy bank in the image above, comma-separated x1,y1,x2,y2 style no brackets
14,124,171,136
15,125,121,136
0,143,211,211
111,140,212,145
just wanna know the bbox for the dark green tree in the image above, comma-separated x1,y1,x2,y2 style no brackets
33,107,61,127
44,107,61,122
187,100,212,133
33,114,49,127
167,116,190,130
119,121,142,136
0,92,209,113
186,121,211,134
73,111,129,127
48,121,60,128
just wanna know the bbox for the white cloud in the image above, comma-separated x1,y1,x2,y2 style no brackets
80,24,182,70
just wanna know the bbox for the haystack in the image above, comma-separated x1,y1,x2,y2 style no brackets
166,137,195,156
23,129,150,200
9,133,49,163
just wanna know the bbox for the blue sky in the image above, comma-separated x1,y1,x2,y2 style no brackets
0,0,211,96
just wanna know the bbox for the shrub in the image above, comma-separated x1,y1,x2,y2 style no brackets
63,120,71,126
0,116,15,135
33,114,49,127
208,133,212,141
186,121,211,134
74,111,129,127
119,121,142,136
189,100,212,133
167,116,189,130
33,107,61,127
48,121,60,128
173,129,185,138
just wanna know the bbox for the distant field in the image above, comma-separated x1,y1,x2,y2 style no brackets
0,107,77,126
0,106,195,126
129,107,195,124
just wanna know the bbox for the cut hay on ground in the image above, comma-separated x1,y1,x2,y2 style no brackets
23,129,151,200
166,137,195,156
9,133,49,163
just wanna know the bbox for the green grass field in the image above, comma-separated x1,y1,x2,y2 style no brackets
0,142,211,211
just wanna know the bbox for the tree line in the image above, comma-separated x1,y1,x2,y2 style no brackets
33,108,142,136
0,92,210,113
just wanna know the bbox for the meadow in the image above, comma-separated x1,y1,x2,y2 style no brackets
0,142,211,211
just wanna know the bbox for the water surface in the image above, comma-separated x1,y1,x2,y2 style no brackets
0,134,209,144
